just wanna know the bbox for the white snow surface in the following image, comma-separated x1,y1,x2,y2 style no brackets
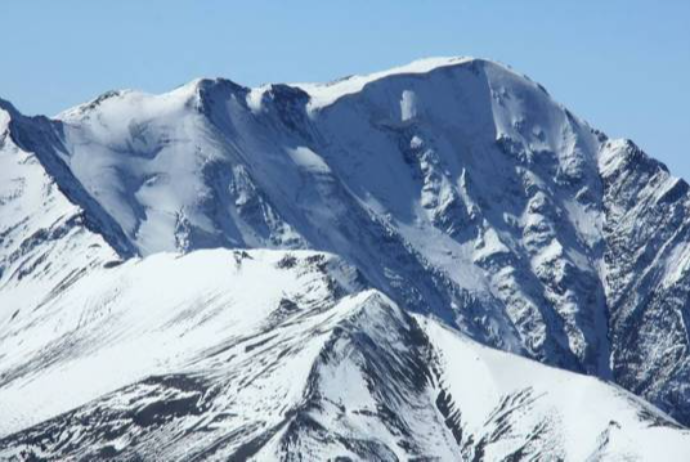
1,57,690,459
296,56,474,110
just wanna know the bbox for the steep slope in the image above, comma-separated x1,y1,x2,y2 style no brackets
0,101,119,329
7,57,686,422
1,56,690,449
1,273,688,460
0,248,362,438
13,58,610,371
418,317,690,461
600,139,690,424
0,248,363,440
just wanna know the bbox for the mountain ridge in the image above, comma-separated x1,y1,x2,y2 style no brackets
1,57,690,459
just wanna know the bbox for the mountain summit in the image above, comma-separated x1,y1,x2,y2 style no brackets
1,58,689,460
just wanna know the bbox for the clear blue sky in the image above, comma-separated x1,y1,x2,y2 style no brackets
2,1,689,179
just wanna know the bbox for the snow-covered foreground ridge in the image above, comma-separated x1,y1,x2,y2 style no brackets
1,57,690,459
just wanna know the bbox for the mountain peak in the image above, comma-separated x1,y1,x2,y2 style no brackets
173,76,247,103
3,58,690,458
57,77,250,123
57,89,137,120
0,97,21,132
0,99,26,143
0,97,19,115
54,57,522,122
293,56,505,109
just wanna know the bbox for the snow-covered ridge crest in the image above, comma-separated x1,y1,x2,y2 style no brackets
2,56,690,458
57,76,248,122
0,98,21,136
1,254,688,459
295,56,476,109
54,56,516,119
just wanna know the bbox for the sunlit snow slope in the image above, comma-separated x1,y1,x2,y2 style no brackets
0,251,687,460
1,58,690,460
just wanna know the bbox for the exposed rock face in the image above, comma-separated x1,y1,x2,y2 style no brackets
1,58,689,459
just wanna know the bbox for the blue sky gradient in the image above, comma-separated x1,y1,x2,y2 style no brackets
2,1,689,178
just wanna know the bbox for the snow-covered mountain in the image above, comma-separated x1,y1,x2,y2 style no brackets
1,57,690,460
